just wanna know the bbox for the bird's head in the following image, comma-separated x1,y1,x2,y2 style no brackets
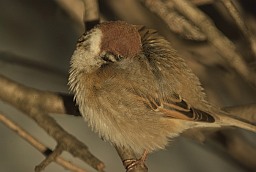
69,21,142,75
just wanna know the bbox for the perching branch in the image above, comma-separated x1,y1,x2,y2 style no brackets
115,146,148,172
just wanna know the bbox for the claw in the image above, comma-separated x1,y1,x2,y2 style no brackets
122,150,148,172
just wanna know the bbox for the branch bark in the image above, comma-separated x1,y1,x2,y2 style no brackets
220,0,256,58
0,113,88,172
170,0,256,85
1,72,256,171
82,0,100,30
115,146,148,172
0,73,147,171
142,0,206,41
0,74,104,172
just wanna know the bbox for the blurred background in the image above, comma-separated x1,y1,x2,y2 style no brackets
0,0,256,172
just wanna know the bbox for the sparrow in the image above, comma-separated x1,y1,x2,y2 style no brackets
68,21,256,170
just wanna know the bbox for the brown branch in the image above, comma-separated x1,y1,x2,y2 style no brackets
115,146,148,172
56,0,100,31
191,0,214,5
170,0,255,85
82,0,100,30
0,72,147,171
1,50,256,171
220,0,256,58
35,144,64,172
1,72,255,171
0,113,88,172
142,0,206,41
0,74,104,172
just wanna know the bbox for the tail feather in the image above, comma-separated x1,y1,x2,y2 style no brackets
219,114,256,133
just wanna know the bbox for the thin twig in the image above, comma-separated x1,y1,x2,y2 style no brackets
170,0,255,85
0,74,104,172
220,0,256,58
35,144,64,172
82,0,100,30
0,113,88,172
191,0,214,5
142,0,206,41
0,73,148,171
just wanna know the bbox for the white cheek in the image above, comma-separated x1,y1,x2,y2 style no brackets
70,28,103,73
88,29,102,55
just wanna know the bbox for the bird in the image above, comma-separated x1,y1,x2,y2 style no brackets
68,21,256,170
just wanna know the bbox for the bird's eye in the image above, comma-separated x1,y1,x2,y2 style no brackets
101,52,123,63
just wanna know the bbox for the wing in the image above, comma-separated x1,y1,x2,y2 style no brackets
136,92,215,123
135,26,215,123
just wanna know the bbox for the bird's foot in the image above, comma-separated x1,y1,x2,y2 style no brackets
122,151,148,172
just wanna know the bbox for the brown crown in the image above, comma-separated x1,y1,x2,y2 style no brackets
98,21,142,58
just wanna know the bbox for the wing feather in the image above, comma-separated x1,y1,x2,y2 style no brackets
136,93,215,123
